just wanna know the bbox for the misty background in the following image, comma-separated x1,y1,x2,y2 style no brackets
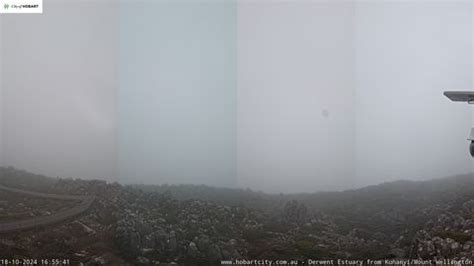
0,0,473,193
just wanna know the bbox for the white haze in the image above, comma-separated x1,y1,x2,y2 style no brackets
0,0,473,193
0,1,118,181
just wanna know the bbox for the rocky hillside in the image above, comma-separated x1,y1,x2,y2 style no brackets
0,167,472,265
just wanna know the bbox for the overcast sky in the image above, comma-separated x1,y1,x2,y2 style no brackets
0,1,118,181
0,0,473,193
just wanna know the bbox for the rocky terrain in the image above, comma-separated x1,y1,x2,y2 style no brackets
0,167,473,265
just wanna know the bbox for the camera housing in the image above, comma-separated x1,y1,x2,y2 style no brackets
468,128,474,157
470,141,474,157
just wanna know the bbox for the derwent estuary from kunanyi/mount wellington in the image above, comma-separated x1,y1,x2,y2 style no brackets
1,0,474,265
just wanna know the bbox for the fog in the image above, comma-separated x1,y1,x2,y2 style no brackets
0,0,473,193
119,1,237,187
0,1,118,181
354,2,474,188
0,15,2,165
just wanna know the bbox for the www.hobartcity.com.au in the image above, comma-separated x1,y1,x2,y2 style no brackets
220,258,474,265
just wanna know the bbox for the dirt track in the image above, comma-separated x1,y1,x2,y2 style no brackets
0,184,94,233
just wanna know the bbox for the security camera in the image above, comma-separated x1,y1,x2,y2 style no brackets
444,91,474,157
468,128,474,157
470,141,474,157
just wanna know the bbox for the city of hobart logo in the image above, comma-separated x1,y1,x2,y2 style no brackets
0,0,42,13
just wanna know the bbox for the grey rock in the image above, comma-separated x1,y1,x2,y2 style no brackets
137,256,150,265
187,241,198,258
207,244,222,261
389,248,405,258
